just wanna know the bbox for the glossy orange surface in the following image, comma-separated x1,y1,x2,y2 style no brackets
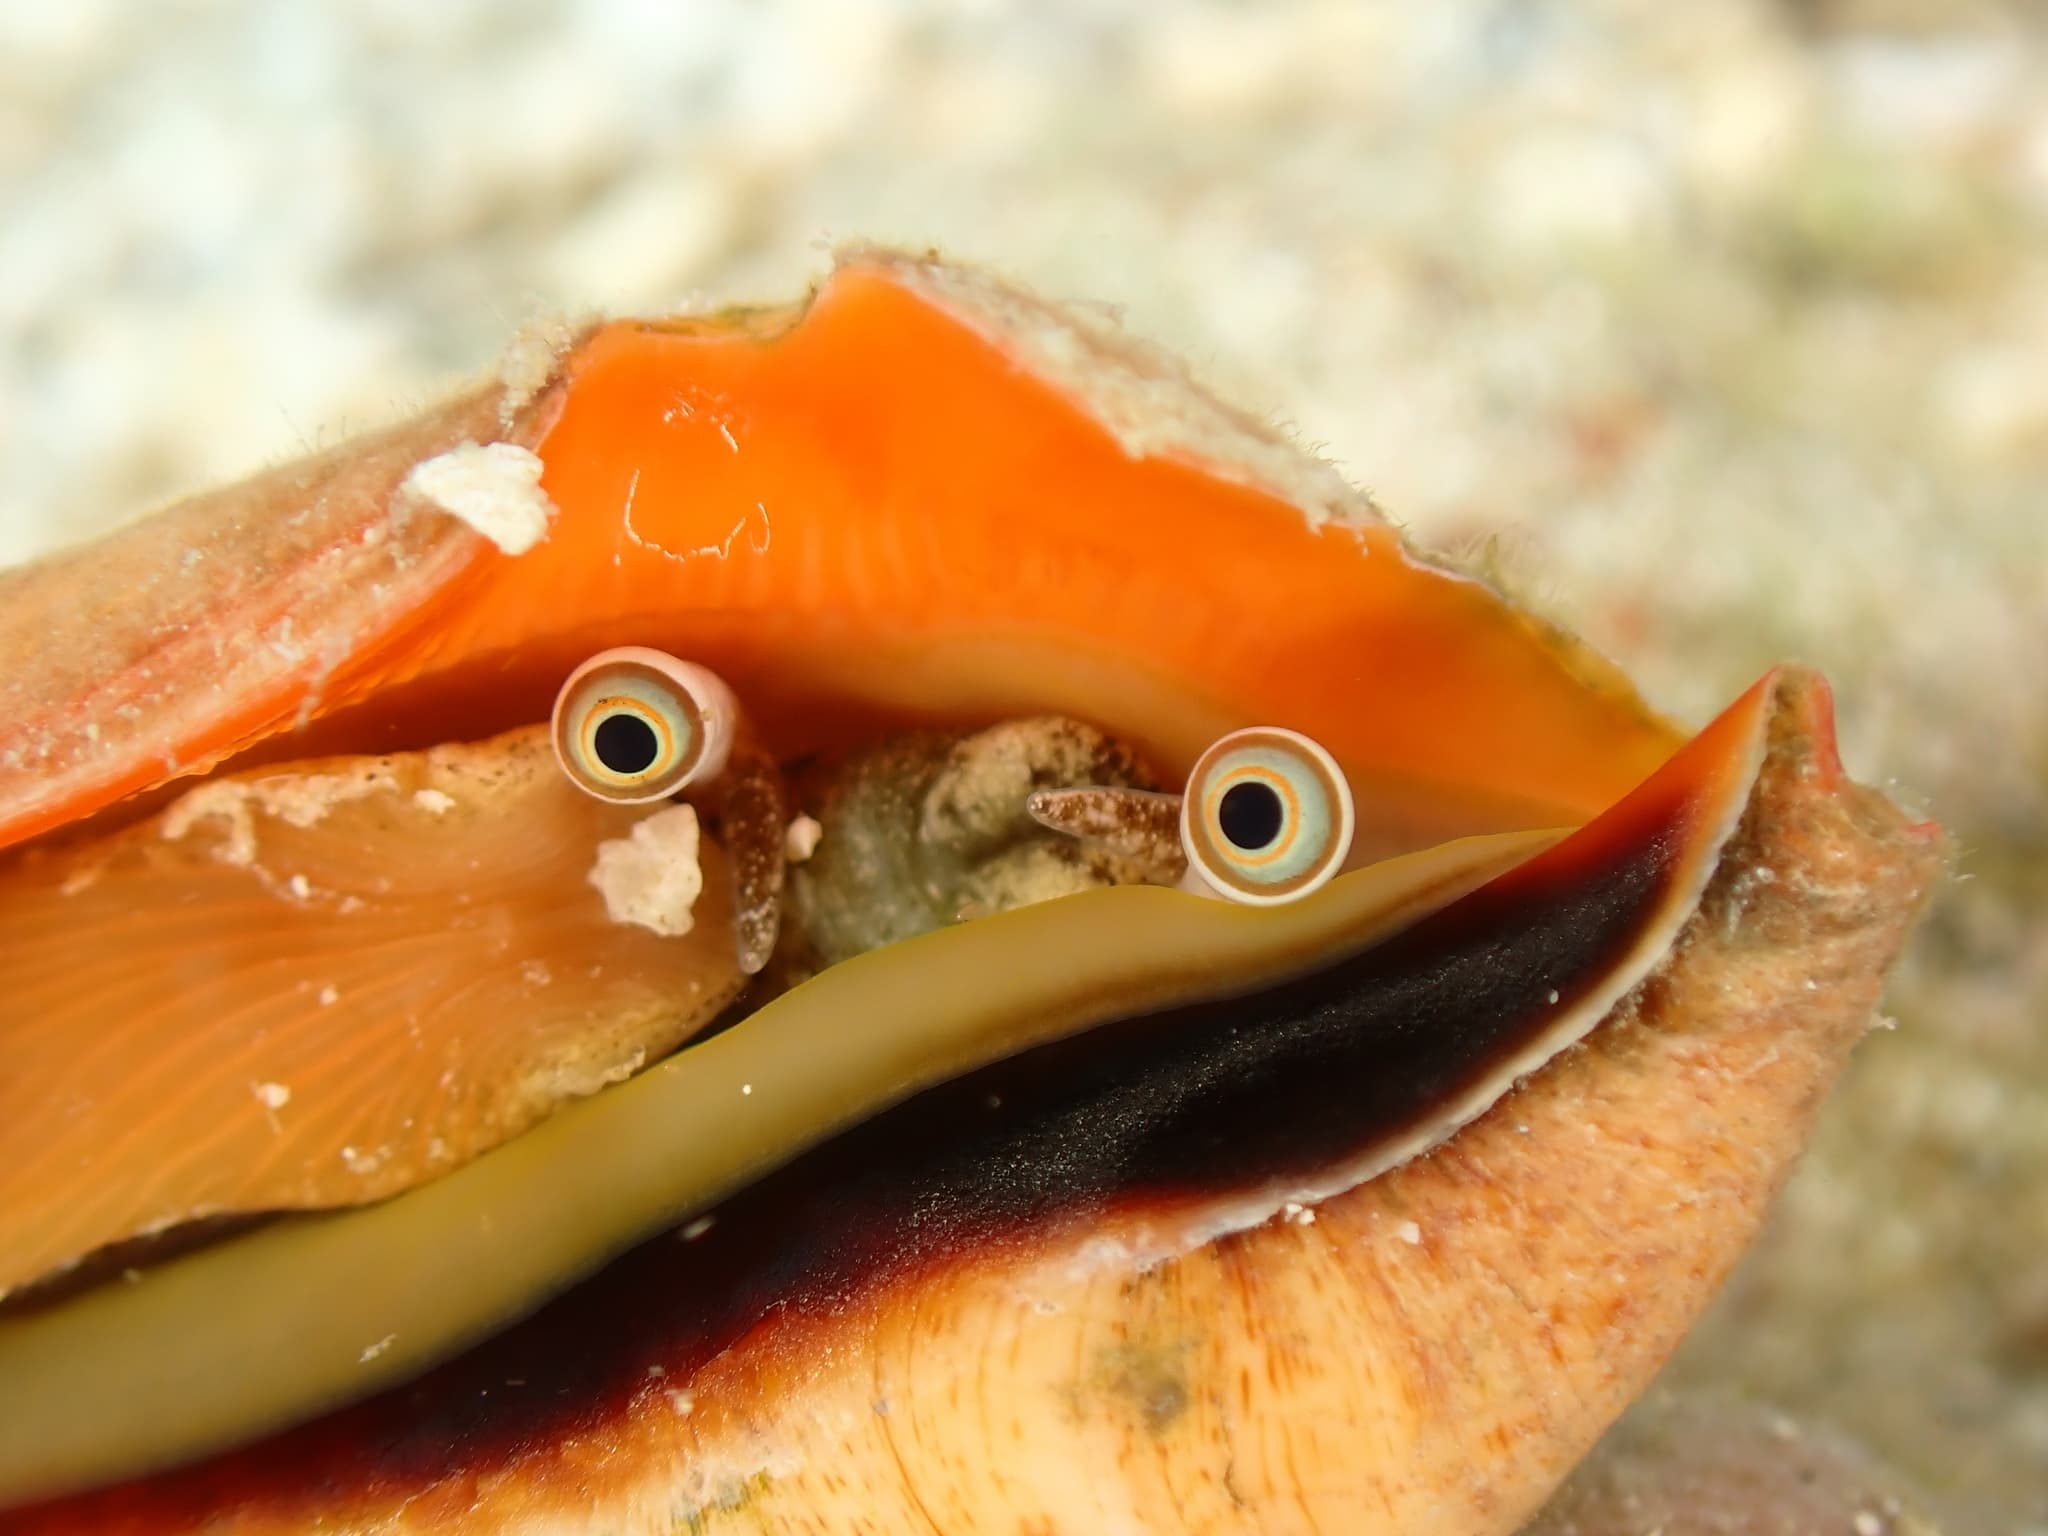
0,259,1681,854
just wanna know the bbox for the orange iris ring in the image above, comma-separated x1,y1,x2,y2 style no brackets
1201,763,1304,871
577,692,681,790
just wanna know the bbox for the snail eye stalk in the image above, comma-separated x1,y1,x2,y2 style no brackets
551,648,739,804
552,648,784,975
1179,727,1354,905
1026,726,1354,908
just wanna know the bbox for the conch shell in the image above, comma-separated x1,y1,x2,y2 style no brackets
0,250,1940,1534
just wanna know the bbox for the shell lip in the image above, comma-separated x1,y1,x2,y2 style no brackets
0,248,1686,860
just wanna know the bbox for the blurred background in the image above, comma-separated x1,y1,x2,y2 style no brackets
2,2,2042,1528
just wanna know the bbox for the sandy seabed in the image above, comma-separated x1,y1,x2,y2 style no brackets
2,2,2044,1529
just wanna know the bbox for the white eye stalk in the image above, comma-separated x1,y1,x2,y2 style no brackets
1178,727,1355,905
553,648,783,973
1028,726,1356,908
552,647,739,804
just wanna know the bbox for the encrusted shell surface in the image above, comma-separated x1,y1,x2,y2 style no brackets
0,254,1942,1534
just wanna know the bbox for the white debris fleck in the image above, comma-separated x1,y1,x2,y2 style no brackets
1282,1201,1316,1226
160,784,261,865
359,1334,397,1364
396,441,556,556
287,873,313,900
592,1047,646,1088
252,1081,291,1111
160,765,403,867
520,959,553,986
318,984,340,1006
667,1389,695,1416
1546,988,1560,1005
646,1363,667,1378
588,804,704,937
413,788,457,814
784,813,823,863
340,1144,387,1175
741,1082,753,1096
1853,1514,1882,1536
679,1215,716,1241
1396,1219,1422,1246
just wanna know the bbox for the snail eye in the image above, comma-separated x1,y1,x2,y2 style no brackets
1180,727,1355,905
551,647,738,803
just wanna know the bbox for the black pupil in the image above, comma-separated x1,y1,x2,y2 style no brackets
593,712,660,776
1218,781,1285,851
